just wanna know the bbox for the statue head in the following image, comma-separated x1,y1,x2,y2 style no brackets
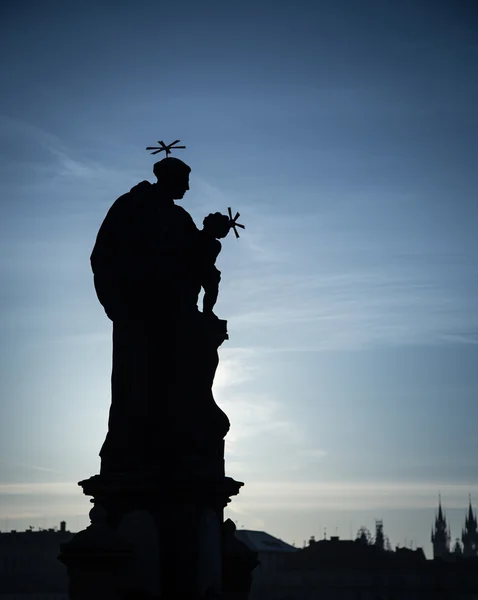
153,157,191,200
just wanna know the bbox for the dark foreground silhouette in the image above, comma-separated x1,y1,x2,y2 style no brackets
91,156,235,478
59,146,256,600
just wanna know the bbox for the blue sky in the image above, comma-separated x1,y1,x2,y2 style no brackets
1,0,477,556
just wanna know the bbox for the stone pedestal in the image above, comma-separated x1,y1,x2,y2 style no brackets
59,472,256,599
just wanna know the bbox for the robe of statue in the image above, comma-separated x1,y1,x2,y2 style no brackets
90,181,230,475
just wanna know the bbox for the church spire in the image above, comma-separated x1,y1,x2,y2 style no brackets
467,495,476,524
437,493,444,521
431,494,450,559
462,495,478,558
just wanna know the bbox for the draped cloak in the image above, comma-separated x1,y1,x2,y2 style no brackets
90,181,230,475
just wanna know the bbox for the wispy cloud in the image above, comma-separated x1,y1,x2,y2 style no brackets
45,146,136,191
0,114,138,196
230,481,478,512
215,347,327,478
0,481,78,496
0,458,69,478
215,348,299,447
171,177,475,353
225,268,475,350
216,198,478,351
214,347,259,391
0,480,90,527
2,462,66,476
0,114,66,154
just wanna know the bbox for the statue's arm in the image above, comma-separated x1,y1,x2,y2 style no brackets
202,239,222,316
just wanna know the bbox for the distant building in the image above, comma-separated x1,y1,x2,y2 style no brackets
0,521,73,599
431,495,451,559
234,529,297,599
240,514,478,600
373,519,384,551
431,496,478,560
249,531,478,599
2,507,477,599
462,496,478,558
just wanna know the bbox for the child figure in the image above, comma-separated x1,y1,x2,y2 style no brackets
199,212,231,318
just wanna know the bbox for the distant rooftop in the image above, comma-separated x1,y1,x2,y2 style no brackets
0,521,69,536
235,530,297,554
286,536,427,570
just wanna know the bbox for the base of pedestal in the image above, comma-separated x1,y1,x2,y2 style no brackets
58,473,257,600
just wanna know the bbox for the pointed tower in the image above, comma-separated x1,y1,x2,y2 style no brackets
462,495,478,558
374,519,385,551
431,495,451,559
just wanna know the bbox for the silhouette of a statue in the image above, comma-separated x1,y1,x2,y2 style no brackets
59,144,257,599
90,146,241,477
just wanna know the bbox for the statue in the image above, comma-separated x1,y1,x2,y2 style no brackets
90,140,244,477
59,141,257,600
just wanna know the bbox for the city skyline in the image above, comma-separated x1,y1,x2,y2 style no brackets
1,489,477,559
1,0,477,561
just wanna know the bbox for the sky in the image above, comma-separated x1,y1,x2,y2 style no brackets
0,0,477,558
